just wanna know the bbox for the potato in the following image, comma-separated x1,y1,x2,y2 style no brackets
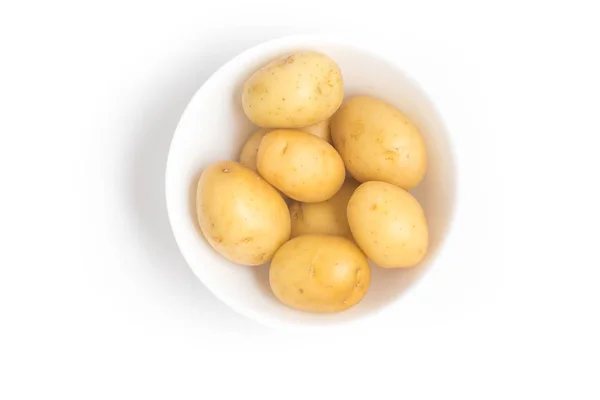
242,52,344,128
347,181,429,268
196,161,290,265
331,96,427,190
269,235,370,313
238,128,269,171
238,121,330,171
257,129,345,202
300,118,331,142
289,178,359,239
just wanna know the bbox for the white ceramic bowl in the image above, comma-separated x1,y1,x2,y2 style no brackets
166,35,456,328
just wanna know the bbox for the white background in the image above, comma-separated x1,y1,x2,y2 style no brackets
1,0,599,399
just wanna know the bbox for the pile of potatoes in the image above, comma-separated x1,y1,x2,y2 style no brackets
196,52,429,313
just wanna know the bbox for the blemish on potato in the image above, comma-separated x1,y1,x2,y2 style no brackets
298,288,304,294
292,203,304,221
222,168,229,173
370,203,378,211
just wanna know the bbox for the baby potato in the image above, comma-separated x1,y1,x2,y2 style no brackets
257,129,346,202
331,96,427,190
289,178,359,238
269,235,370,313
239,128,269,171
300,118,331,143
196,161,290,266
238,121,330,171
242,52,344,128
347,181,429,268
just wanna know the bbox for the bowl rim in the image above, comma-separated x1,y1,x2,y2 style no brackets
165,33,459,329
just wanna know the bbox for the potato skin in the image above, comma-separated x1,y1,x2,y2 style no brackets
269,235,370,313
238,121,330,171
239,128,269,171
300,118,331,143
331,96,427,190
196,161,290,266
289,178,359,239
347,181,429,268
242,52,344,128
257,129,345,202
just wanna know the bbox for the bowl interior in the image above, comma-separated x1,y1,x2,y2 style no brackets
166,37,456,327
